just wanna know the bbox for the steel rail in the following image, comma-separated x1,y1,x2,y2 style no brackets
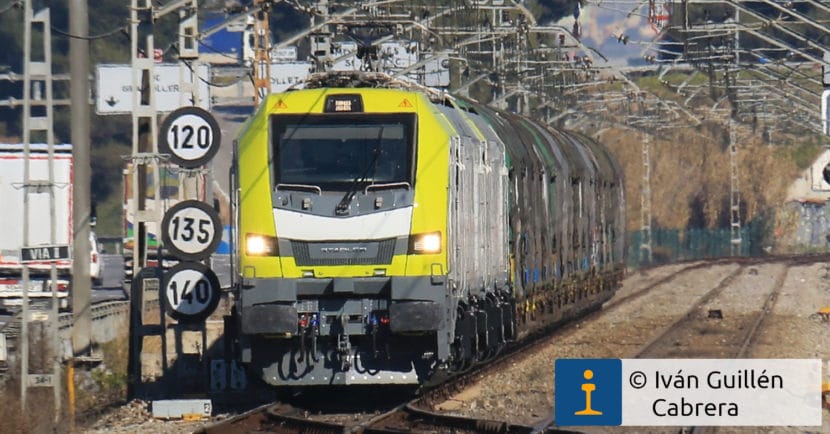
633,265,746,359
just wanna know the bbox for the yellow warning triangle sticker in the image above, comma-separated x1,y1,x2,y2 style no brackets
274,100,288,109
398,99,413,108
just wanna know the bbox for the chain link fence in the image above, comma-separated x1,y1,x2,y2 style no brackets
626,220,768,268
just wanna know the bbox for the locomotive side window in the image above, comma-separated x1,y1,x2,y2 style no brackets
271,113,416,190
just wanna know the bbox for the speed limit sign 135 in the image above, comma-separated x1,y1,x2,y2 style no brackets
162,200,222,261
159,106,221,168
163,262,221,322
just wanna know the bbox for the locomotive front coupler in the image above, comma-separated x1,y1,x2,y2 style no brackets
337,315,352,371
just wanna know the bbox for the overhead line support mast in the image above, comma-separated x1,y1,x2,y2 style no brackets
20,0,62,420
253,0,272,106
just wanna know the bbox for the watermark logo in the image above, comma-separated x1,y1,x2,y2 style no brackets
555,359,622,426
554,359,821,427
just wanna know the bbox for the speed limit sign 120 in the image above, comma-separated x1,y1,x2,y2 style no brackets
163,262,221,322
159,106,221,168
162,200,222,261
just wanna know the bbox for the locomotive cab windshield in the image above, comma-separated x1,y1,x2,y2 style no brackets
272,113,416,192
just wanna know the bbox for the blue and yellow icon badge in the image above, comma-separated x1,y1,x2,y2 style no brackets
555,359,622,426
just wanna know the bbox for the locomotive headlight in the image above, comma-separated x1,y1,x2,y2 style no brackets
246,234,278,256
409,232,442,254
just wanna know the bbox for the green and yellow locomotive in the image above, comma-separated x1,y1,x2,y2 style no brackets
231,73,625,386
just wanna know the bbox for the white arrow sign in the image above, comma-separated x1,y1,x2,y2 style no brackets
95,63,211,115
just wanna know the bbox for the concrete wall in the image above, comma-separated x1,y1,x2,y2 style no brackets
776,201,830,249
786,148,830,203
779,148,830,250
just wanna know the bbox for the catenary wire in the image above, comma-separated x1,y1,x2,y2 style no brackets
50,24,127,40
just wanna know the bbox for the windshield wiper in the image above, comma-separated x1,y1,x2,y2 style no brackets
276,183,322,195
364,181,411,193
335,128,383,215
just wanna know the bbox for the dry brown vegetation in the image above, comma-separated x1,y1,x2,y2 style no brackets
551,69,830,252
0,324,130,433
0,323,67,433
594,121,821,234
75,337,130,416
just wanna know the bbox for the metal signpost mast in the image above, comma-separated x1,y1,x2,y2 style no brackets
70,0,92,357
127,0,215,398
130,0,160,282
21,1,61,419
729,117,742,256
128,0,163,399
640,128,653,264
253,0,272,106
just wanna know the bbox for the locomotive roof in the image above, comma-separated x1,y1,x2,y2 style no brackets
293,71,454,106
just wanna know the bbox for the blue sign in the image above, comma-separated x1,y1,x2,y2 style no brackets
555,358,622,426
202,16,242,54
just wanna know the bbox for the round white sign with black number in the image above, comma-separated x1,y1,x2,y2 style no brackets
159,106,221,168
162,200,222,261
163,262,221,322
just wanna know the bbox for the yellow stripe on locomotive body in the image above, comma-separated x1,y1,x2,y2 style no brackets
236,87,450,280
236,99,280,278
404,92,452,277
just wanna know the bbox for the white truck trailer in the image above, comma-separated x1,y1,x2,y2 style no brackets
0,144,72,311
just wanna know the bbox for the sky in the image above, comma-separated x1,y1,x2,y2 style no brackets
553,1,666,66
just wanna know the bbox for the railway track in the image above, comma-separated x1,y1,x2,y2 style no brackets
51,255,830,431
361,402,542,433
201,400,560,434
198,399,555,434
522,261,743,432
196,261,730,433
458,255,816,432
633,264,747,358
194,255,822,433
634,262,787,359
629,262,790,434
736,266,788,359
196,336,574,433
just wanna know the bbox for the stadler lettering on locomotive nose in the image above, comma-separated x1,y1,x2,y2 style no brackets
320,247,368,254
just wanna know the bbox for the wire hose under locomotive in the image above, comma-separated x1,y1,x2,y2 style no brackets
230,72,625,387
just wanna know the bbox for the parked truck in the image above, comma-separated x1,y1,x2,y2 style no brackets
0,144,73,312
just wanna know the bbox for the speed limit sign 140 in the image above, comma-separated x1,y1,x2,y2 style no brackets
162,200,222,261
159,106,221,168
163,262,221,322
